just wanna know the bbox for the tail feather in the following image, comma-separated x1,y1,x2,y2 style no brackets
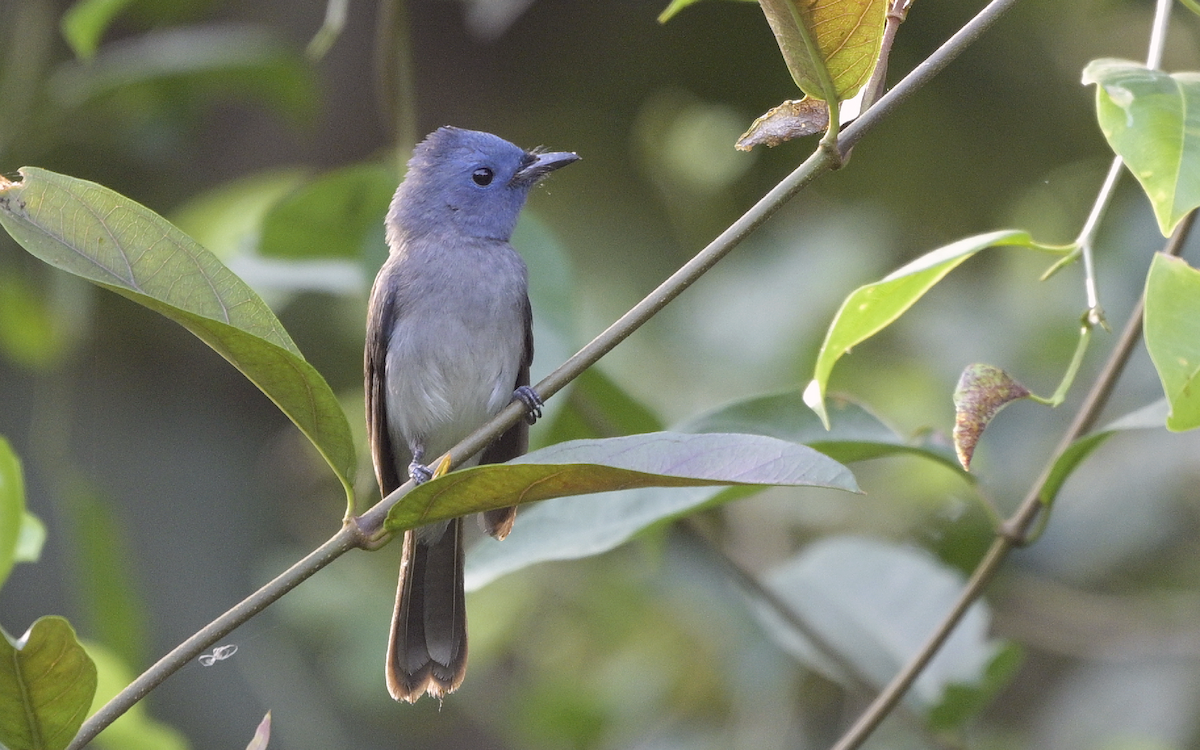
386,518,467,702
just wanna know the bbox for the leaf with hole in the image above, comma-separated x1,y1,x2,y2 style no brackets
0,168,357,510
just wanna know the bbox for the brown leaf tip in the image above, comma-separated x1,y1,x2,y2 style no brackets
952,363,1031,471
736,98,830,151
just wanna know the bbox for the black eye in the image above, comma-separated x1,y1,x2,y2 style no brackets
472,167,494,186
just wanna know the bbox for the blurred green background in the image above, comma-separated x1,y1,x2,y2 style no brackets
5,0,1200,748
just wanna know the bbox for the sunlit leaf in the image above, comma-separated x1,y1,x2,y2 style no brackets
0,617,97,750
170,168,310,262
85,641,188,750
0,168,357,508
60,0,135,60
803,230,1064,427
757,0,888,101
389,431,858,532
16,513,46,565
1144,254,1200,431
1083,59,1200,236
753,536,1009,717
0,437,25,590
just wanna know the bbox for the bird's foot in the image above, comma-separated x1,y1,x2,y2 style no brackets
513,385,543,425
408,459,433,485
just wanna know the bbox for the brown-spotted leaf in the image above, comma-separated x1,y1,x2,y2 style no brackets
758,0,887,101
736,97,830,150
953,364,1031,471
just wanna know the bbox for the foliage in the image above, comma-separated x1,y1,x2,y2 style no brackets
3,0,1200,749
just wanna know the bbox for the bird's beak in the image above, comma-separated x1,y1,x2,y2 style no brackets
512,151,580,185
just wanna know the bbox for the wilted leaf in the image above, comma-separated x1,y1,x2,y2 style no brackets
1144,254,1200,431
1083,59,1200,236
754,536,1010,718
388,431,858,532
736,97,829,150
757,0,887,101
0,617,97,750
952,364,1031,471
0,169,357,508
804,230,1064,427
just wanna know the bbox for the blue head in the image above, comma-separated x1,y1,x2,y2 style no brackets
388,127,578,245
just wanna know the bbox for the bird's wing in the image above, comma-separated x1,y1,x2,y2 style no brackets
366,264,405,497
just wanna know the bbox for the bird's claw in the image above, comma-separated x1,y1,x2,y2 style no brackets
514,385,543,425
409,461,433,484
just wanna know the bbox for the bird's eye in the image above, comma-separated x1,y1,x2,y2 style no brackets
472,168,494,186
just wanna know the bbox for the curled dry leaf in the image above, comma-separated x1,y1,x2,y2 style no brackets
953,364,1031,471
736,98,830,150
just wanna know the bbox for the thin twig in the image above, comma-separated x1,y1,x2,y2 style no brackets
827,210,1197,750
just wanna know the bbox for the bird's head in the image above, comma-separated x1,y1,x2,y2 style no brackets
389,126,579,243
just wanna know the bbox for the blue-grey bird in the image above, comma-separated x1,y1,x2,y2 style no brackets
365,126,578,702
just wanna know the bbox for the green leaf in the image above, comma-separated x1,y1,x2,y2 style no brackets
0,168,357,508
259,163,395,260
0,617,98,750
803,230,1064,427
757,0,888,100
170,168,310,262
927,641,1023,731
1182,0,1200,17
60,0,135,60
658,0,758,23
389,431,858,532
1083,59,1200,236
50,25,318,122
85,641,188,750
1041,399,1169,508
16,512,46,565
678,389,967,476
754,536,1010,717
1145,254,1200,430
0,437,25,591
541,367,665,444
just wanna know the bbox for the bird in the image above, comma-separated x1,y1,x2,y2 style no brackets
365,126,578,703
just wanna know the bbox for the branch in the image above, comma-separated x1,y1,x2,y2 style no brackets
68,0,1030,742
827,209,1197,750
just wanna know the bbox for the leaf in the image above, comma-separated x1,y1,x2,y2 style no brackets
245,712,271,750
803,230,1063,427
60,0,135,60
170,168,310,261
678,389,966,476
1083,59,1200,236
389,431,858,532
258,163,395,260
0,617,98,750
1040,399,1169,509
952,364,1031,471
657,0,758,23
0,168,357,508
16,513,46,565
757,0,888,101
754,536,1010,717
736,97,829,150
0,437,25,591
84,641,188,750
541,367,665,445
1145,254,1200,431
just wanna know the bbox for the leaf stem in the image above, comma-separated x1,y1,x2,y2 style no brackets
827,210,1197,750
1027,323,1092,407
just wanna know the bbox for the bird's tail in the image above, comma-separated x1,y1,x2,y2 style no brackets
386,518,467,702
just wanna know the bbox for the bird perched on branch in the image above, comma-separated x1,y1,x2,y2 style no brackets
365,126,578,702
